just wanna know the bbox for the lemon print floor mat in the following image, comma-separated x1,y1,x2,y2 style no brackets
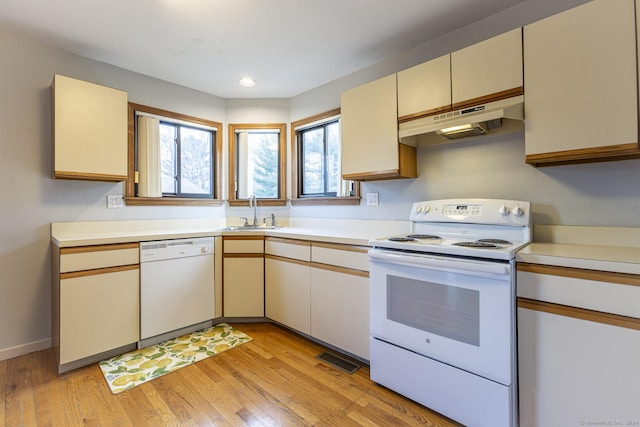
99,323,252,394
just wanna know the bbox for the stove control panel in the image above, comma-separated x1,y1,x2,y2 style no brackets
442,204,482,216
410,198,531,226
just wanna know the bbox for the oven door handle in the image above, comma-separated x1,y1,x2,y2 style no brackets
368,250,510,276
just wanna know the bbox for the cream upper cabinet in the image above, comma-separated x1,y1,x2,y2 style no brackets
397,29,522,123
341,74,417,181
451,28,523,108
524,0,640,166
397,54,451,122
52,74,128,181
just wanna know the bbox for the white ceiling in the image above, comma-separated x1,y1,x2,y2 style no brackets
0,0,526,99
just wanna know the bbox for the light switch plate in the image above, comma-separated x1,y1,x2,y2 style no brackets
366,192,379,206
107,195,124,208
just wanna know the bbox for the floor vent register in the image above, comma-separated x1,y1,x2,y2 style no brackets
316,352,361,374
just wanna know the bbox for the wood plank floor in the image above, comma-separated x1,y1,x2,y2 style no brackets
1,323,462,426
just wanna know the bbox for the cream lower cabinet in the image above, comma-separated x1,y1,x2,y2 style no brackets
524,0,640,166
310,243,370,360
310,267,369,360
223,236,264,317
264,238,370,360
52,242,140,373
517,263,640,426
265,238,311,334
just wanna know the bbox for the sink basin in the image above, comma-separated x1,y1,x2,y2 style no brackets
223,225,280,231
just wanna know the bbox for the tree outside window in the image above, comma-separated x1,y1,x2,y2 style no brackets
159,122,213,197
228,123,286,206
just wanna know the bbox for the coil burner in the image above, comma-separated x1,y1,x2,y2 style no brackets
387,237,416,242
453,241,501,249
406,234,442,240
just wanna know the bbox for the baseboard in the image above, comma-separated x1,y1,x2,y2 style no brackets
0,338,52,362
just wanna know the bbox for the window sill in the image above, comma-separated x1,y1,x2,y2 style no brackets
124,197,225,207
227,199,288,207
290,196,361,206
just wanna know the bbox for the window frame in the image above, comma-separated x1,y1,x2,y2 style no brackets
228,123,287,207
125,103,223,206
290,108,360,206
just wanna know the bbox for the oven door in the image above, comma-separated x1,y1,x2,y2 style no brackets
369,248,514,385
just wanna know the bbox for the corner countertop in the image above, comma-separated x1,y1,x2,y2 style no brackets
516,225,640,275
51,218,410,248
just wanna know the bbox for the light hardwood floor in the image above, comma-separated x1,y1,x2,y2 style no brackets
1,323,461,426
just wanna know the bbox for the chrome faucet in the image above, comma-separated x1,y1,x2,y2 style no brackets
263,213,276,227
249,194,258,226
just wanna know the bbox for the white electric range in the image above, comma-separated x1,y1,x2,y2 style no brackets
368,198,531,427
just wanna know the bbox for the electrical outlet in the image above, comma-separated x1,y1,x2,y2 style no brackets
107,195,124,209
366,192,379,206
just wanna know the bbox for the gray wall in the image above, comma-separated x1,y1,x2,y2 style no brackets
0,30,231,354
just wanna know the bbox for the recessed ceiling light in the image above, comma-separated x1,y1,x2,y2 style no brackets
238,78,256,87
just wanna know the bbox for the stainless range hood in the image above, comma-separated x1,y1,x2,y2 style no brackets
399,95,524,143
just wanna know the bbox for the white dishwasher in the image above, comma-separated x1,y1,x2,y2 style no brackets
139,237,215,347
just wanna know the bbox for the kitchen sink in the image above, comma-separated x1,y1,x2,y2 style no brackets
223,225,280,231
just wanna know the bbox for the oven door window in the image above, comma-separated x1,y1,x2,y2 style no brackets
388,275,480,346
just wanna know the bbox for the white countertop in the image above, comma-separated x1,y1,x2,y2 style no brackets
516,225,640,274
51,218,410,248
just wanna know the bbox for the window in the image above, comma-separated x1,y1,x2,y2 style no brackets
125,103,223,206
291,109,360,205
228,123,286,206
159,122,213,197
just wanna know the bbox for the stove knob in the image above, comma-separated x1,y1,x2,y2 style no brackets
423,205,430,214
415,205,422,213
511,205,525,217
498,204,510,216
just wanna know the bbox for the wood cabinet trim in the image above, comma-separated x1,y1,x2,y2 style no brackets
60,243,139,254
265,237,310,247
53,171,128,182
311,242,369,253
526,142,640,167
342,169,401,181
451,87,524,111
223,236,265,241
517,262,640,287
310,262,369,278
398,105,452,124
60,264,139,280
398,88,524,124
223,253,264,259
518,297,640,331
265,254,310,267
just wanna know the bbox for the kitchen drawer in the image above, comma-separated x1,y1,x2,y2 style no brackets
60,243,139,273
517,263,640,319
265,238,310,261
311,243,369,272
223,237,264,254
